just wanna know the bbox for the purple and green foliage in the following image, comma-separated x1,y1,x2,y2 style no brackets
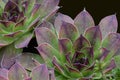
0,62,56,80
35,9,120,80
0,0,59,48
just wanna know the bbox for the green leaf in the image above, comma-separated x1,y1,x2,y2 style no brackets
15,32,33,48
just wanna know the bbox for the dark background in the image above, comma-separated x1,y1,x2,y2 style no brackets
24,0,120,53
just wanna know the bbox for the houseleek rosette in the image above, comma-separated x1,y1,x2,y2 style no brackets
0,0,60,48
0,0,60,69
35,9,120,80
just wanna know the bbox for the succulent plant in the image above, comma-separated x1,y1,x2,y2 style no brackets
0,62,56,80
0,0,59,48
35,9,120,80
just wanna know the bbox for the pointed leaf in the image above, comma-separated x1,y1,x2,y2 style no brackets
38,21,55,33
35,27,58,50
85,26,102,58
59,38,72,54
73,35,90,51
99,14,118,39
99,48,110,61
25,0,36,16
16,53,42,71
52,57,64,73
102,33,120,56
103,59,116,73
4,0,18,12
59,21,79,42
15,32,33,48
44,6,60,21
74,9,95,34
36,43,62,65
54,13,74,35
39,0,60,18
8,62,28,80
31,64,49,80
0,68,8,80
0,44,22,69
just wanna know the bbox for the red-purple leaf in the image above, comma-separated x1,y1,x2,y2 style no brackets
31,64,49,80
73,35,90,51
102,33,120,56
99,14,118,39
0,44,22,69
103,59,116,73
4,0,18,12
15,32,33,48
59,38,72,54
44,6,60,21
74,9,95,35
36,43,61,64
54,13,74,35
16,53,41,71
52,57,64,73
85,26,102,55
0,68,8,80
8,62,28,80
39,0,60,18
59,21,79,42
99,48,110,61
35,27,58,50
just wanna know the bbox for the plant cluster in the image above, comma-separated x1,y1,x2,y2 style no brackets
0,0,120,80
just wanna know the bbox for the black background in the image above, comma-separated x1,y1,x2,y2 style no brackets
23,0,120,53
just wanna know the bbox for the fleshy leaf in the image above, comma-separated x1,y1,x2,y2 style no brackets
73,35,90,51
74,9,95,35
37,0,60,19
35,27,58,50
44,6,60,21
99,14,118,39
31,64,49,80
15,32,33,48
4,0,18,12
36,43,62,66
85,26,102,58
102,33,120,57
59,38,72,54
8,62,28,80
59,21,79,42
38,21,55,33
103,59,116,73
99,48,110,61
0,68,8,80
16,53,42,71
54,13,74,35
52,57,64,73
0,44,22,69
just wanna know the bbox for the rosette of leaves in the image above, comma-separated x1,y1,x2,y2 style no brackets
0,0,60,48
35,9,120,80
0,62,56,80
